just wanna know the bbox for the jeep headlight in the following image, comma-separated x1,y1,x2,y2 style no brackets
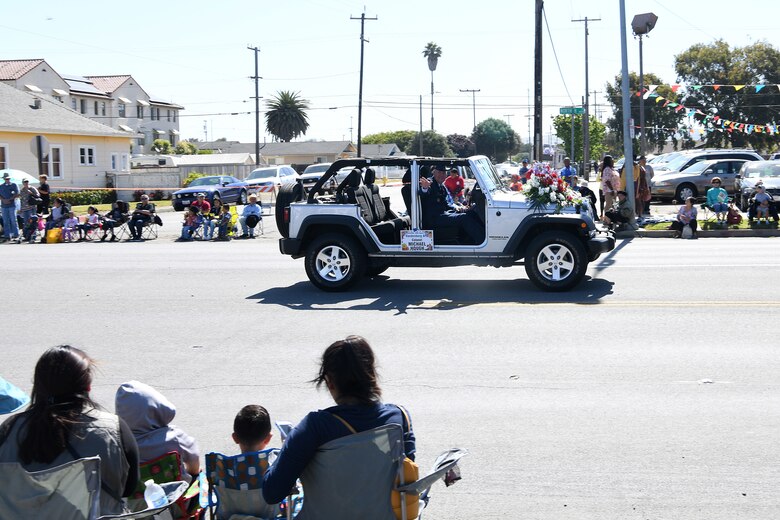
654,181,673,187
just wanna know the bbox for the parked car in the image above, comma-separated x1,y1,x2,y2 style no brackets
172,175,246,211
240,165,299,195
300,163,336,194
652,148,762,174
650,159,748,201
734,160,780,211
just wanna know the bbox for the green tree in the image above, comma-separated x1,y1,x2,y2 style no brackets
675,39,780,151
362,130,417,151
422,42,442,72
471,118,520,161
174,141,198,155
265,90,310,142
406,131,454,157
552,115,607,163
605,72,683,153
151,139,173,154
446,134,475,157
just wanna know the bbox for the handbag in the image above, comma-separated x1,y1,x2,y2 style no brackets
681,224,693,239
45,227,63,243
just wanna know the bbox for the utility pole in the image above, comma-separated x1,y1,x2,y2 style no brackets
591,90,603,121
504,114,514,127
247,45,261,167
460,88,480,130
349,116,353,143
572,15,600,176
350,11,377,157
533,0,544,162
202,120,208,142
619,0,635,207
527,88,532,150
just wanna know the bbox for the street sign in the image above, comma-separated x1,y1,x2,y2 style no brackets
559,107,585,115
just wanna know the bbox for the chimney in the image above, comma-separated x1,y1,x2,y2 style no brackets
32,98,42,109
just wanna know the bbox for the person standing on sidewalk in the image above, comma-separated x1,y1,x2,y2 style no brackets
639,156,654,216
0,173,20,243
560,157,576,182
600,156,619,215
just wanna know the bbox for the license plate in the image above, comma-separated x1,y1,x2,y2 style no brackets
182,200,190,205
774,196,780,202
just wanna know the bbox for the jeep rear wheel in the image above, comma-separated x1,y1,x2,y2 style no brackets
305,233,366,291
524,231,587,292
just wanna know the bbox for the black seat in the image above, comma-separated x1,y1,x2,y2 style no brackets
344,169,376,225
400,168,412,215
363,168,387,222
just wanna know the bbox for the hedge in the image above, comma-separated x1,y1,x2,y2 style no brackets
51,189,116,206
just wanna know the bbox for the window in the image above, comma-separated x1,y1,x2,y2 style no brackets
169,132,177,146
118,103,126,118
80,99,87,114
137,105,144,119
71,98,77,110
111,153,119,170
0,145,7,169
167,110,171,122
94,101,99,115
101,102,106,116
151,107,158,120
53,95,62,103
173,110,177,122
49,146,62,178
121,153,129,171
79,146,96,166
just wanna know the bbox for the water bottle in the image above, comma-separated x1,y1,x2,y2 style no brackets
143,479,167,509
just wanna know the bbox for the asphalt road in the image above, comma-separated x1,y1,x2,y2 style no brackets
3,228,780,519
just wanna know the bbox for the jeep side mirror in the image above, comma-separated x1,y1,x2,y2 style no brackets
735,174,741,179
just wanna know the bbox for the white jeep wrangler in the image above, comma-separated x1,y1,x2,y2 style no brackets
277,156,615,292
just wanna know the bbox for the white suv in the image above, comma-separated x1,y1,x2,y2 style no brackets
277,156,615,292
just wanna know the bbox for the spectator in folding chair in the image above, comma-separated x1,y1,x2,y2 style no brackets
238,194,262,239
0,345,140,516
262,335,416,508
215,203,233,241
705,176,729,226
19,179,40,230
203,405,285,520
45,197,69,230
115,380,200,483
77,206,101,241
101,200,129,242
177,206,201,242
128,194,156,242
62,211,80,242
202,196,222,241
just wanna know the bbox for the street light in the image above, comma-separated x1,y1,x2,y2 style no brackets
632,12,658,156
460,88,480,130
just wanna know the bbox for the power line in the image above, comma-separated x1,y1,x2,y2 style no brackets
542,7,574,106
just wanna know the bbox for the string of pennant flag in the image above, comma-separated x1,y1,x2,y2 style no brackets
635,85,779,136
637,83,780,96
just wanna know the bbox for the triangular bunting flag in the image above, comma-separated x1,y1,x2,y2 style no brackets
671,85,681,93
693,85,702,91
713,85,721,91
655,96,665,103
755,85,766,93
662,100,670,107
696,109,705,115
734,85,745,91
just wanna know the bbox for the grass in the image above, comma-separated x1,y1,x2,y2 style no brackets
642,219,776,231
70,200,172,213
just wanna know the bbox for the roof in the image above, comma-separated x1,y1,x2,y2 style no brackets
359,143,404,157
148,96,184,110
171,153,258,166
84,75,131,93
0,59,45,80
62,74,110,98
198,140,356,156
0,83,130,138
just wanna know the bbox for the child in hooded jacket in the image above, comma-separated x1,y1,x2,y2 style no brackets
115,380,200,481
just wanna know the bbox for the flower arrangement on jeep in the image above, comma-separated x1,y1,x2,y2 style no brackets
522,164,582,213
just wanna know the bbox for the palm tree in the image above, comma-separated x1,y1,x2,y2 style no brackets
422,42,442,130
265,91,310,142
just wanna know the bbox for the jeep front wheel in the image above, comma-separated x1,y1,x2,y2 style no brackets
305,234,366,291
524,231,587,292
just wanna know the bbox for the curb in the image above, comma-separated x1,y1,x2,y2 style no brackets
616,228,780,239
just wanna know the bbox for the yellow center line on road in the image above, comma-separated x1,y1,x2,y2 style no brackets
411,300,780,309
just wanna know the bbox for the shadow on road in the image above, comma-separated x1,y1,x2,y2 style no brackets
247,276,614,314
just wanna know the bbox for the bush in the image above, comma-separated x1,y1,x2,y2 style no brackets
51,189,115,206
183,172,208,187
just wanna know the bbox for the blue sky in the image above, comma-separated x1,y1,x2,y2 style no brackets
3,0,777,145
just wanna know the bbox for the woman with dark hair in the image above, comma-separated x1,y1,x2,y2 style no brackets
0,345,140,515
599,155,619,218
262,335,415,505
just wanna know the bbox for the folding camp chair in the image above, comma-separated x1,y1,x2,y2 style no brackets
205,449,297,520
294,423,466,520
127,451,202,519
0,456,189,520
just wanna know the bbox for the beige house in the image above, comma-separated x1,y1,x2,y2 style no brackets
0,83,131,189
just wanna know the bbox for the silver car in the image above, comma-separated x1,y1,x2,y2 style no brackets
735,160,780,211
651,159,748,201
